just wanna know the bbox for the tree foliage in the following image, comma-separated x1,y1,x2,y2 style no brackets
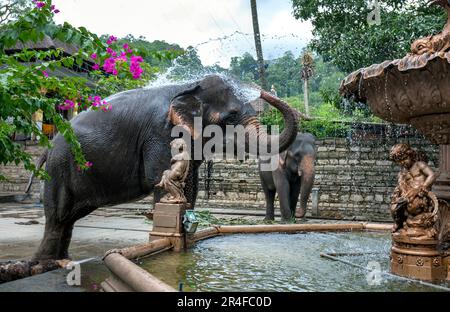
291,0,446,73
0,0,174,180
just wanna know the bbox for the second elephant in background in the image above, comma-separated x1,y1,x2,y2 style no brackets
259,133,316,222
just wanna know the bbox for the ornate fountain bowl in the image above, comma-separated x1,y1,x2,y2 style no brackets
340,51,450,145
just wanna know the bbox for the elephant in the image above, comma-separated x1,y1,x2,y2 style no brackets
30,74,300,260
259,133,316,222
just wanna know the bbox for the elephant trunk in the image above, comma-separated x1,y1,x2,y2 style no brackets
296,154,316,218
242,90,301,155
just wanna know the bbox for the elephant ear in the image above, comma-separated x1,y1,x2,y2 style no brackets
168,85,203,139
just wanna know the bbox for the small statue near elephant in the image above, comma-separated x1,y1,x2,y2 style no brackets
27,74,301,260
259,133,316,222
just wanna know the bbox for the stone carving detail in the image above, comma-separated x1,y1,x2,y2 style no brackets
397,256,403,264
411,1,450,55
156,138,190,204
416,258,425,267
390,144,441,240
432,258,441,267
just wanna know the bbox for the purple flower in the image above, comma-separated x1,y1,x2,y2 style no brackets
35,2,45,8
42,70,49,78
106,47,114,55
106,35,117,45
85,161,93,168
102,57,116,74
123,43,129,50
92,64,99,70
54,9,60,13
90,53,97,59
59,100,75,111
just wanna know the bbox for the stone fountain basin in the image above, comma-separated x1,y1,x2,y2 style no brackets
340,52,450,145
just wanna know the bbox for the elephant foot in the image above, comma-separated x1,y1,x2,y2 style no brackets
295,209,306,219
264,216,275,222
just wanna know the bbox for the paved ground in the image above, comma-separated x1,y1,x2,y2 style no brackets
0,201,380,292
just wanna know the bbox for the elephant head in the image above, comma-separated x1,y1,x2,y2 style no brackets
280,133,316,218
167,74,300,157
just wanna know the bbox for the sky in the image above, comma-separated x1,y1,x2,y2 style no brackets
53,0,313,68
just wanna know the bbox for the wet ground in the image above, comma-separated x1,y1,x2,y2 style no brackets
0,202,400,292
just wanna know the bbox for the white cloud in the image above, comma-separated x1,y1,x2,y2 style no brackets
53,0,312,68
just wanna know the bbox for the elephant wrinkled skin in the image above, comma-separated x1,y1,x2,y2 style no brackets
32,74,299,260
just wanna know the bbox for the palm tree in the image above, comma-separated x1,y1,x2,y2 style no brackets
250,0,267,94
301,51,314,116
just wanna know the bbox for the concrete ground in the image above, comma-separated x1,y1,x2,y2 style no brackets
0,201,371,292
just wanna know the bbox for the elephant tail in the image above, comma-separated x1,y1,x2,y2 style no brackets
297,154,316,218
24,150,48,195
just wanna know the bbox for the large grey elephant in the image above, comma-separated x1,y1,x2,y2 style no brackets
31,74,300,260
259,133,316,222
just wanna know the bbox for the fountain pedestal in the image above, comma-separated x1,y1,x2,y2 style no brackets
434,145,450,201
391,235,449,282
149,203,187,252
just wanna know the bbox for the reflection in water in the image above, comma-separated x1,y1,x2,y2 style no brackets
140,232,449,292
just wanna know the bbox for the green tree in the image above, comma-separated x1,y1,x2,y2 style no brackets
168,46,204,80
265,51,301,98
291,0,446,73
229,52,259,83
0,0,33,25
0,0,173,180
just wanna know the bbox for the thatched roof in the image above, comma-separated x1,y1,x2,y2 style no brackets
5,35,80,56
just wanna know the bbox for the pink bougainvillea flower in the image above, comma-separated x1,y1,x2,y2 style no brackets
92,64,99,70
58,100,75,111
112,69,118,76
102,57,116,74
50,4,55,10
35,1,45,8
85,161,93,168
42,70,49,78
126,49,133,54
106,47,114,55
123,43,129,50
54,9,60,13
90,53,97,59
130,55,143,63
106,35,117,45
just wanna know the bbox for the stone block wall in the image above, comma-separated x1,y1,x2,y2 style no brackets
195,136,439,221
0,142,43,201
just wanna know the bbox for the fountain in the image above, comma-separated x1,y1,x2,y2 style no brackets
340,0,450,282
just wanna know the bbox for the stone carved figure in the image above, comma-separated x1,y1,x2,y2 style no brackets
156,138,190,204
389,143,440,239
411,1,450,55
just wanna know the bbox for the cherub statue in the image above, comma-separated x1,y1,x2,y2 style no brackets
389,143,439,239
156,138,190,204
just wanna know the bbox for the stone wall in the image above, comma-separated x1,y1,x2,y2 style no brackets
0,142,42,201
1,133,440,221
195,136,439,221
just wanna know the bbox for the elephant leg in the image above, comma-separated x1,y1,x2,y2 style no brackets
296,155,315,218
289,181,301,218
275,176,292,222
263,187,276,221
